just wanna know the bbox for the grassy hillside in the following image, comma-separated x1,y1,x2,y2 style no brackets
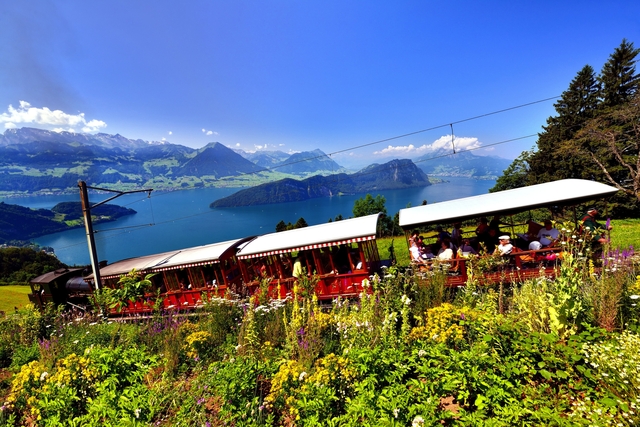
0,285,31,313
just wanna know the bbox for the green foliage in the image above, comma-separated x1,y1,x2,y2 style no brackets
51,201,136,221
352,193,401,236
274,217,309,232
3,249,640,425
95,269,155,312
0,247,66,284
489,149,534,193
0,202,67,243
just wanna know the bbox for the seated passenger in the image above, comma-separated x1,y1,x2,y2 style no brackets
459,238,477,256
410,240,427,264
496,235,513,255
421,241,435,259
437,240,454,260
536,220,560,247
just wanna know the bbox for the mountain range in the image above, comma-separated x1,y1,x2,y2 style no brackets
0,127,509,197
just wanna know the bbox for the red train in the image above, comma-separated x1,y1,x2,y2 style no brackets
29,214,384,315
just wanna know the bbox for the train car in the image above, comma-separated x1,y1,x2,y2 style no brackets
62,213,383,315
235,213,382,300
86,237,254,314
398,178,619,286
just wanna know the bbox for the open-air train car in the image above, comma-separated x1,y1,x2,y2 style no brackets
235,213,382,300
398,179,619,286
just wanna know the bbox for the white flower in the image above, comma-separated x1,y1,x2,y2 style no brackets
630,295,640,300
40,372,48,381
393,408,399,418
299,371,307,381
73,340,79,344
418,349,427,357
412,415,425,427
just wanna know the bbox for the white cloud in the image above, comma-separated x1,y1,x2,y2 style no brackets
235,143,241,147
0,101,107,132
373,135,482,157
202,128,218,136
168,131,172,135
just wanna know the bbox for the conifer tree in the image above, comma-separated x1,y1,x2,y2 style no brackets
527,65,600,183
598,39,640,108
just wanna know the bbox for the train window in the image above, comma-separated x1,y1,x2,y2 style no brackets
188,266,206,289
163,271,180,291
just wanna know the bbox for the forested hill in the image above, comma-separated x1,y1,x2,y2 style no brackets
210,159,430,208
0,201,136,243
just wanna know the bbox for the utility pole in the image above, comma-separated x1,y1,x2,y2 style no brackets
78,181,153,290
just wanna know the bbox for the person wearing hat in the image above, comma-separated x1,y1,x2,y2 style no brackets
581,207,611,244
496,235,513,255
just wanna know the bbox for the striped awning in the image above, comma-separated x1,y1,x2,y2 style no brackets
236,213,380,260
91,237,253,281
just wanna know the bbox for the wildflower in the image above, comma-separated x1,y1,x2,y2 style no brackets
630,295,640,300
134,408,141,419
393,408,399,418
418,349,427,357
299,372,307,381
40,372,48,381
412,415,425,427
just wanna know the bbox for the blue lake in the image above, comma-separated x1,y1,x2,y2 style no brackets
4,177,495,265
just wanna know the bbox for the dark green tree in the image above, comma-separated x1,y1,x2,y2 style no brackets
353,194,387,217
294,217,308,229
527,64,600,184
275,220,287,232
574,93,640,212
352,194,400,236
490,149,535,193
599,39,640,108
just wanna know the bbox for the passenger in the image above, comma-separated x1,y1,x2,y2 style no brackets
496,235,513,255
459,238,477,256
293,253,304,279
535,220,560,247
436,225,451,242
437,240,454,260
475,217,489,238
410,240,425,264
581,207,612,244
489,215,502,234
421,242,435,259
451,222,463,246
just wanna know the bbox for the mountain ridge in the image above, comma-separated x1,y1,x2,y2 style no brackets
210,159,431,208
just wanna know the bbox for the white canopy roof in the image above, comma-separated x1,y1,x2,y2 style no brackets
236,213,381,259
399,179,618,229
93,238,251,281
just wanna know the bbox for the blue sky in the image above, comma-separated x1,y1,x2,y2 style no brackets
1,1,639,169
